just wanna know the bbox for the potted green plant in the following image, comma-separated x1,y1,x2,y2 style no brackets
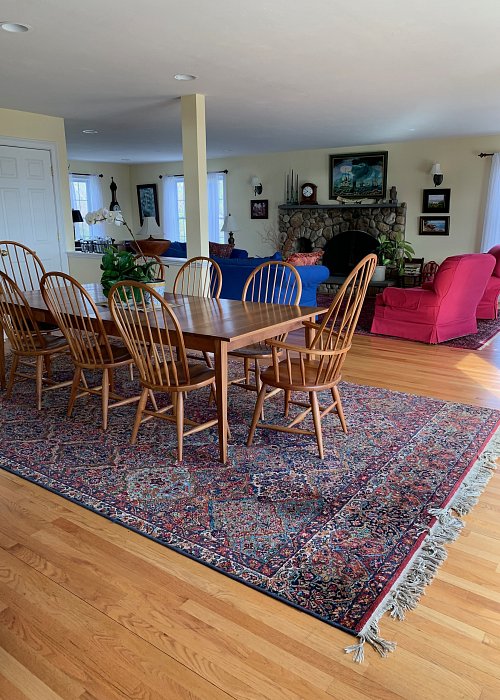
100,247,161,298
374,232,415,281
85,208,164,298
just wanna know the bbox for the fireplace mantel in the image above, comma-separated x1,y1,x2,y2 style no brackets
278,203,402,210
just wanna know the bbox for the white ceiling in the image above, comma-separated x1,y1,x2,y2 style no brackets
1,0,499,163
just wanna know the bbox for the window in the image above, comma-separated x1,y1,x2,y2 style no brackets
163,172,227,243
69,174,105,240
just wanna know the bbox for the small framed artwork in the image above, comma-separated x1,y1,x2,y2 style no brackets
422,188,451,213
250,199,268,219
419,216,450,236
136,183,160,226
329,151,388,200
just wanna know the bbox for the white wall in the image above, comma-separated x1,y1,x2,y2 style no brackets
130,133,499,263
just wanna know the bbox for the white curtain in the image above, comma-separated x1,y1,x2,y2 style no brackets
481,153,500,252
88,175,106,239
69,174,106,240
207,172,226,242
163,176,182,241
162,172,227,243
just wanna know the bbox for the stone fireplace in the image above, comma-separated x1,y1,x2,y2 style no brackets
278,202,407,281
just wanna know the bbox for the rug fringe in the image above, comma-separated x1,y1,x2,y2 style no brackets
344,424,500,662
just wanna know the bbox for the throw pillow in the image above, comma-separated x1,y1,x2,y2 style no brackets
209,242,234,258
287,251,323,266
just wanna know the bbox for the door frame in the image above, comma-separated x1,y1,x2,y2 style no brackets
0,136,69,273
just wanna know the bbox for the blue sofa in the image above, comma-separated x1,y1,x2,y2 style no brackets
212,254,329,306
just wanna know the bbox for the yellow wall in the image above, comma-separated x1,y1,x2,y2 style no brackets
0,107,73,251
130,134,498,263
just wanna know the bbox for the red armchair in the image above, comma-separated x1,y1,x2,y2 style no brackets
371,254,495,343
476,245,500,319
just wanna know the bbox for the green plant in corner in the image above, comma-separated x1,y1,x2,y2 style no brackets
377,233,415,275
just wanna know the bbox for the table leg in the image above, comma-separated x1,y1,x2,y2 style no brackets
0,324,5,390
214,339,228,463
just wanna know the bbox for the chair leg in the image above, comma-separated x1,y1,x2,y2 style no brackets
102,368,110,430
108,368,115,393
332,386,347,434
148,389,158,412
43,354,52,380
202,351,213,368
35,355,44,410
254,359,265,420
175,391,184,462
67,367,82,417
284,389,291,417
310,391,324,459
247,384,267,447
244,358,250,384
6,354,19,399
131,387,149,444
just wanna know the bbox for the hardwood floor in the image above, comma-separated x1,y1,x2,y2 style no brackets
1,332,500,699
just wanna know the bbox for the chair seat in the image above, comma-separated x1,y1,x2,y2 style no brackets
154,360,215,389
229,341,275,358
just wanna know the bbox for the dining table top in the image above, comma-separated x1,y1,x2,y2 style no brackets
22,283,328,346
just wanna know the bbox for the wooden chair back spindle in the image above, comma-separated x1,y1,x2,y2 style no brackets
173,257,222,298
0,272,46,354
41,272,114,368
242,260,302,307
133,254,167,281
109,282,190,390
0,241,46,292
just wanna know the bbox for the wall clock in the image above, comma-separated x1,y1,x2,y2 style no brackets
300,182,318,205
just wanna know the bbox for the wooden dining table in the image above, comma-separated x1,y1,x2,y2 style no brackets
0,283,326,463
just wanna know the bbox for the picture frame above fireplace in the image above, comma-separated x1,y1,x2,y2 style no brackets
329,151,388,200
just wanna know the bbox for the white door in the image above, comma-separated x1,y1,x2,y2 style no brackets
0,145,65,273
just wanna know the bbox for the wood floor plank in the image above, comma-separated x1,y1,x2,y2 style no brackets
1,333,500,698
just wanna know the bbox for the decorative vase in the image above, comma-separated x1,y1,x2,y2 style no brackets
372,265,386,282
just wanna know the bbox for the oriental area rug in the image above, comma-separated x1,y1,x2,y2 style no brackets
0,359,499,661
317,294,500,350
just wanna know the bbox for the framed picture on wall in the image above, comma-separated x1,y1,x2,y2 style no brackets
136,183,160,226
329,151,388,200
419,216,450,236
422,188,451,213
250,199,268,219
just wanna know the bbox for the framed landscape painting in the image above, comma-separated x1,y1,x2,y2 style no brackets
329,151,388,200
419,216,450,236
422,188,451,213
136,183,160,226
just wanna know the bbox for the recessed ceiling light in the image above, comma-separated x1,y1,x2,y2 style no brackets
0,22,31,32
121,158,131,162
174,74,197,81
408,128,416,132
82,129,99,134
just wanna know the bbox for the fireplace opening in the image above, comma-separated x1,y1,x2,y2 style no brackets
322,230,378,276
296,236,313,253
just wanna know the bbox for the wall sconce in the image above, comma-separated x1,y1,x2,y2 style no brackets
221,213,240,245
251,176,263,196
431,163,443,187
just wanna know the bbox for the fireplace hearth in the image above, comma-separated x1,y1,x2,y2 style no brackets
278,202,406,293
